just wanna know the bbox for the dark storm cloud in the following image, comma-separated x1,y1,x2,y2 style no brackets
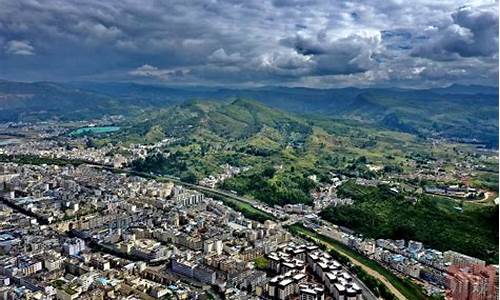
412,5,499,61
281,32,381,75
0,0,497,87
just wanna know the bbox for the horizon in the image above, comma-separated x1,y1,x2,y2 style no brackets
1,78,499,91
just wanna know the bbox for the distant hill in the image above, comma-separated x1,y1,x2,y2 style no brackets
0,80,181,122
0,80,120,121
0,80,497,146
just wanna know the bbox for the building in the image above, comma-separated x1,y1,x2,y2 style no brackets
444,251,486,269
193,265,216,285
446,264,497,300
277,278,295,300
16,256,43,276
299,284,325,300
63,238,85,256
171,258,196,278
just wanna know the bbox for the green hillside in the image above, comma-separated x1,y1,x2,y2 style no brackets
120,99,497,209
126,99,320,206
321,181,499,263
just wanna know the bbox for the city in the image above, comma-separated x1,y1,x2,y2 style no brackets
0,1,498,299
0,118,497,300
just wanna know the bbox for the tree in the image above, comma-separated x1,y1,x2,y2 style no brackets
180,170,198,184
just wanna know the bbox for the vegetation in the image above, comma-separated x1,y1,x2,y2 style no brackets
127,99,498,207
109,99,498,266
68,126,120,137
321,181,499,263
221,165,316,206
2,80,497,147
127,99,327,205
254,256,269,270
207,193,275,223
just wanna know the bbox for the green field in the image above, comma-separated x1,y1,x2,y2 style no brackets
69,126,120,136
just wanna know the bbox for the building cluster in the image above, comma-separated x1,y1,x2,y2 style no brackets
0,119,174,170
0,120,497,300
314,221,499,298
311,176,351,211
0,163,174,224
0,118,121,140
446,264,498,300
0,162,217,299
199,164,250,189
424,185,482,199
0,139,131,168
266,243,364,300
0,161,370,299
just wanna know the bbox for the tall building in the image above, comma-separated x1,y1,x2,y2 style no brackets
446,264,497,300
63,238,85,256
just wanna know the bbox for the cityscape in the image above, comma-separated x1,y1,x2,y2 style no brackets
0,117,497,300
0,0,499,299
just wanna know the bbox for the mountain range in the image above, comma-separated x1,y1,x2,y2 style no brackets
0,79,497,147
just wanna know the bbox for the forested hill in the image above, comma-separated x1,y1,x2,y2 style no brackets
118,98,313,148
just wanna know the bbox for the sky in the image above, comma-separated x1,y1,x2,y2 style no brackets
0,0,498,88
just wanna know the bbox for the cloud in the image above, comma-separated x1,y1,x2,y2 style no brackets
129,64,189,80
208,48,243,65
412,5,498,60
0,0,497,87
280,31,382,76
5,40,35,55
254,48,312,77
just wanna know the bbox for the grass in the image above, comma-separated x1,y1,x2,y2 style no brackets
254,256,269,270
288,223,429,300
68,126,120,137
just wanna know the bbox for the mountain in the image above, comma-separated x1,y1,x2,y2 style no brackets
0,80,497,146
119,99,313,149
0,80,181,122
432,84,499,95
0,80,120,121
127,99,325,206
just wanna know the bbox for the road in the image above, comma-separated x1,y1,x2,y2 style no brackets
424,190,498,206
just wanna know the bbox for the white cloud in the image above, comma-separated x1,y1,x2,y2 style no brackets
129,64,189,80
208,48,243,65
412,5,498,60
5,40,35,55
